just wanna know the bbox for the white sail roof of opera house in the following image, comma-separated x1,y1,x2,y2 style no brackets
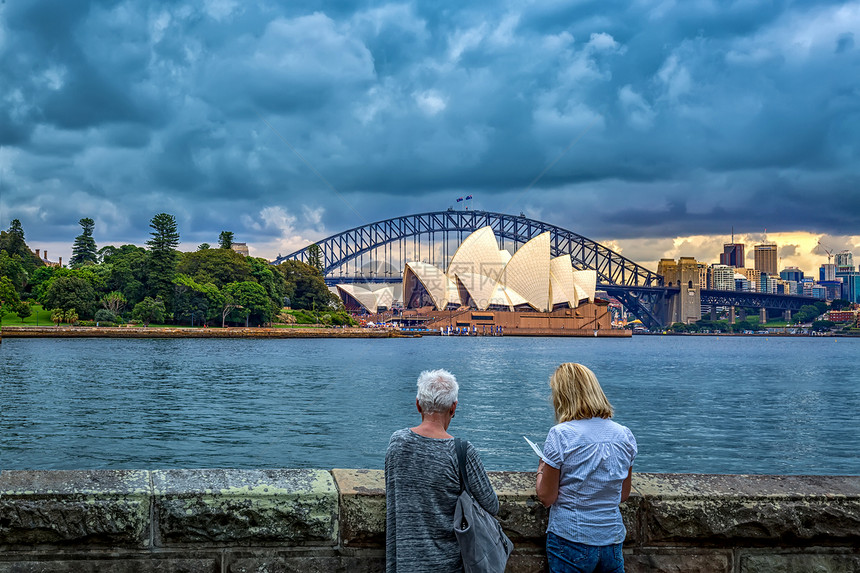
336,283,401,313
401,227,597,312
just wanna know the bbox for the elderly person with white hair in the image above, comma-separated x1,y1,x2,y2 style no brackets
385,369,499,573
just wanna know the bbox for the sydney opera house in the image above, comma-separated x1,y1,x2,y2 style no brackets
336,228,620,335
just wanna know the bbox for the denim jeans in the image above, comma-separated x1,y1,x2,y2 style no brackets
546,532,625,573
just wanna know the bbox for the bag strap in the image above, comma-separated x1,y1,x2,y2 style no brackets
454,437,472,496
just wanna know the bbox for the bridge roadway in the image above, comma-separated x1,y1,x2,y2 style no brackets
274,210,818,329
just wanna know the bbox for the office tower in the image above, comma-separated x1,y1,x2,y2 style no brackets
720,243,745,267
780,267,804,283
754,243,778,276
834,251,854,272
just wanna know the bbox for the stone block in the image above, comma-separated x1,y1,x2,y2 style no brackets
331,469,385,547
504,552,547,572
0,559,218,573
152,469,337,547
226,551,384,573
741,552,860,573
489,471,549,546
0,470,151,549
635,473,860,545
624,550,731,573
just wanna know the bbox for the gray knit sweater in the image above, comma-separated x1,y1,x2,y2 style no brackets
385,428,499,573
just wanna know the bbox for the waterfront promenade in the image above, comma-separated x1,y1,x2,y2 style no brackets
0,468,857,571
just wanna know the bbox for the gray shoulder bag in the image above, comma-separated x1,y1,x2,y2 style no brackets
453,438,513,573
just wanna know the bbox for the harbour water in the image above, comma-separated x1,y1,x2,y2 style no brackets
1,336,857,474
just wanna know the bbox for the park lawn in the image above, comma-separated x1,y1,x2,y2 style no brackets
1,304,54,327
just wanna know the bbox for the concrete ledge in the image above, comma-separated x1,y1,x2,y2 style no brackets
1,469,858,572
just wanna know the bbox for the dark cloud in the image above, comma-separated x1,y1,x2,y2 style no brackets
1,0,859,262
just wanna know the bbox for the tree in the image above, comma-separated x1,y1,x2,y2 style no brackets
1,219,27,258
97,245,118,263
65,308,79,325
51,308,64,325
811,320,835,332
306,243,322,272
146,213,180,314
176,248,251,288
197,243,211,251
40,275,99,319
173,274,223,326
0,275,21,316
102,245,148,306
1,219,44,275
218,231,234,250
70,217,98,267
222,281,272,326
0,251,28,293
830,299,852,311
16,301,32,322
247,256,286,311
274,260,339,311
133,297,166,327
94,309,120,324
101,291,128,315
146,213,180,252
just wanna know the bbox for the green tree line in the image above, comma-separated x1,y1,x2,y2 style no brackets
0,215,341,327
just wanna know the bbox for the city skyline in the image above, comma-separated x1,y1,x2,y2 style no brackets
1,1,859,274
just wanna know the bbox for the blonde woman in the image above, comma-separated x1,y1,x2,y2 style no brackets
536,363,637,573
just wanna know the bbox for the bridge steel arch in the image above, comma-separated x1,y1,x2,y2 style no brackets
273,210,666,326
274,210,662,287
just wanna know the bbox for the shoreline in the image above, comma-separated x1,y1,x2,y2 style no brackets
0,325,632,339
0,325,412,339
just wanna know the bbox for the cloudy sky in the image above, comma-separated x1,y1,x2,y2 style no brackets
1,0,859,274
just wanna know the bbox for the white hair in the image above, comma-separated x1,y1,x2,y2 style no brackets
416,369,459,414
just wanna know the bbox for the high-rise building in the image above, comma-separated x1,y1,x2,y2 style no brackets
754,243,778,276
697,263,708,289
760,274,778,294
720,243,745,268
835,251,855,272
820,264,836,282
710,264,736,291
737,268,762,292
780,267,804,283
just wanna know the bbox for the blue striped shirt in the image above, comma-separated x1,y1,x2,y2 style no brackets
542,417,637,545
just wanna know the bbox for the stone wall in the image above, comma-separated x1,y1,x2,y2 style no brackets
0,469,857,572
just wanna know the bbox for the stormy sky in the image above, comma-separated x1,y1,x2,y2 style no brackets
1,0,859,273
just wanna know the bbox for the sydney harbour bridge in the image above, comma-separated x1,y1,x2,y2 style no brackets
272,210,815,329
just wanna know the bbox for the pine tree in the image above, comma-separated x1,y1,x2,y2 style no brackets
218,231,234,249
1,219,27,258
70,218,98,267
145,213,180,315
307,243,323,272
146,213,180,253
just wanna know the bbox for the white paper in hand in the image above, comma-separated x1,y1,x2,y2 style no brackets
523,436,552,465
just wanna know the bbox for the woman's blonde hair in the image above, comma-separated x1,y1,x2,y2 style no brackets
550,363,613,423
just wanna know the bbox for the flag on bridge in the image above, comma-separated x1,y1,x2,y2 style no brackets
456,197,464,202
465,195,473,200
